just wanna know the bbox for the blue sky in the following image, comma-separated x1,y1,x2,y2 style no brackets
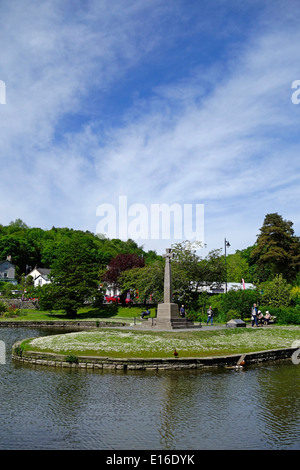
0,0,300,256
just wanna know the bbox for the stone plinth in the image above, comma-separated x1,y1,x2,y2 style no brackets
157,302,180,320
152,247,194,329
155,302,180,328
153,303,197,329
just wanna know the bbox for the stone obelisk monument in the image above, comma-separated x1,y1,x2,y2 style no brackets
155,248,181,328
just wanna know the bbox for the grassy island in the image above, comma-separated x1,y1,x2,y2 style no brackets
20,326,300,359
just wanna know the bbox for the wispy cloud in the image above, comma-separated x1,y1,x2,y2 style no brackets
0,0,299,254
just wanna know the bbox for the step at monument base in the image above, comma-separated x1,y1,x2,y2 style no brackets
153,303,198,329
151,318,197,329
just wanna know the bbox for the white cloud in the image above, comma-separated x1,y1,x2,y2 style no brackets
0,0,299,255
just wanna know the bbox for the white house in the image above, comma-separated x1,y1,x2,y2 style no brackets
27,267,52,288
198,281,255,294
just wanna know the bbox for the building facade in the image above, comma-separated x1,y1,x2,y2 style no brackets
0,257,17,285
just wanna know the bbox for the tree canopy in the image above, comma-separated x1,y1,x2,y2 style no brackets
102,253,145,287
0,220,155,280
119,241,226,308
38,237,103,317
250,213,300,282
0,214,299,317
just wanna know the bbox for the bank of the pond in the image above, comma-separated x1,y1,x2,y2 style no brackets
0,305,154,323
12,340,298,370
11,324,300,370
0,319,128,328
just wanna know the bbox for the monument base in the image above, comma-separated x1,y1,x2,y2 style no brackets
153,303,196,329
157,302,180,320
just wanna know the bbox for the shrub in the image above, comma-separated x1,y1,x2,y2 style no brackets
259,305,300,325
226,309,240,322
0,301,7,316
3,306,24,318
13,345,24,357
215,289,261,320
65,355,79,364
260,274,291,307
290,286,300,307
186,309,200,322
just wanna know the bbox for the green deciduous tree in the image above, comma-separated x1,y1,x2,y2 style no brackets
226,251,251,282
260,274,291,308
39,238,102,317
0,235,36,280
290,286,300,308
120,260,164,304
120,241,225,310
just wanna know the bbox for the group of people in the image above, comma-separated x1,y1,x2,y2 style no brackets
206,304,272,326
142,303,271,327
251,303,272,327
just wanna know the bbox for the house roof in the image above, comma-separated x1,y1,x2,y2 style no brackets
29,267,51,275
28,267,51,279
0,259,14,266
34,273,51,282
35,268,51,276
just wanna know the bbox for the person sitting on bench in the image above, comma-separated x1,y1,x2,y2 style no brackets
258,310,264,325
141,309,150,318
264,311,271,325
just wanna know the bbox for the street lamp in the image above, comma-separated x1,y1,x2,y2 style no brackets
224,238,230,293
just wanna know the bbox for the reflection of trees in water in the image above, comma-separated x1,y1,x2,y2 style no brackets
255,363,300,445
147,364,300,450
48,369,90,421
157,369,234,449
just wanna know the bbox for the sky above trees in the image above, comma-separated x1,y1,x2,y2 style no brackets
1,0,300,255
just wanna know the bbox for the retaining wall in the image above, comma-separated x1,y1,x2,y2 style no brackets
0,320,127,329
1,299,39,309
12,341,298,371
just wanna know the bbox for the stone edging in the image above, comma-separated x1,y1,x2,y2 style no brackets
0,320,127,329
12,340,298,371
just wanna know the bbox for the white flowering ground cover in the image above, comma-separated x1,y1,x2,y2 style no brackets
25,327,300,358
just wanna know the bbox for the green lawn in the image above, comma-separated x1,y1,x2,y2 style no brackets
6,305,300,359
23,326,300,359
0,305,154,322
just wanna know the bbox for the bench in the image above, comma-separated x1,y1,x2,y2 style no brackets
133,316,154,326
267,317,276,324
245,316,276,325
259,316,276,325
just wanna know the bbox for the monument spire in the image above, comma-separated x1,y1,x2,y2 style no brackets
138,247,196,330
163,248,173,303
154,247,181,328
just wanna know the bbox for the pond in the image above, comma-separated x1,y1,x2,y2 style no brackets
0,327,299,450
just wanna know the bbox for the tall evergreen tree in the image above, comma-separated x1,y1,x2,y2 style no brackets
251,213,300,281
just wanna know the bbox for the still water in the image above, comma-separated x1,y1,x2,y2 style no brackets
0,327,299,450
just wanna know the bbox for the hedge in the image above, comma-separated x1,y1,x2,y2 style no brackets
258,305,300,325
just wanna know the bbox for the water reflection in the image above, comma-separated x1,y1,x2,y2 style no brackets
255,363,300,449
0,327,300,450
